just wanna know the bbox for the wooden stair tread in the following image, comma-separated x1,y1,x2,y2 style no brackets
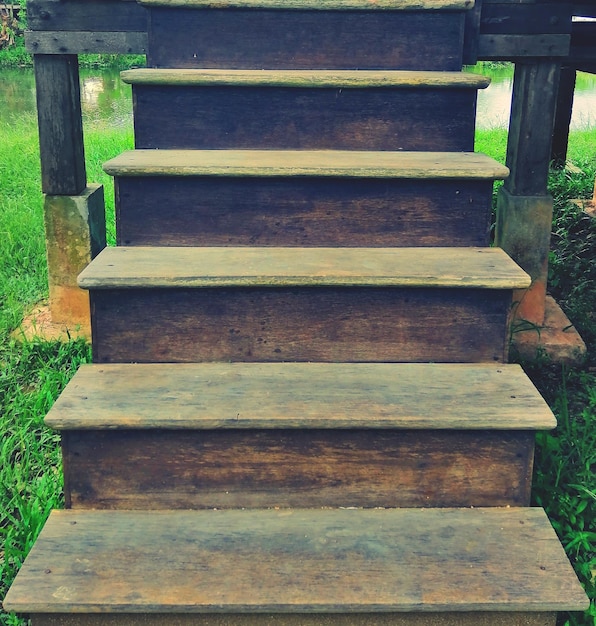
121,68,490,89
44,362,555,431
140,0,474,11
77,247,530,290
103,150,510,180
3,508,588,614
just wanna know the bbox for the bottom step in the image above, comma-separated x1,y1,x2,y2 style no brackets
3,508,588,624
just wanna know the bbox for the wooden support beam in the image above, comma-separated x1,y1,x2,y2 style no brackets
34,54,86,195
504,61,561,197
551,66,577,168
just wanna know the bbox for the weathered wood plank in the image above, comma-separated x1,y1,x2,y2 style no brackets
103,150,510,179
26,30,147,54
62,429,536,508
114,177,495,248
142,0,474,9
477,33,570,58
34,54,86,195
504,61,561,196
147,8,465,70
480,3,571,34
27,0,148,32
30,613,559,626
4,508,588,613
122,68,490,87
45,363,555,431
89,286,513,363
129,83,479,151
78,247,530,290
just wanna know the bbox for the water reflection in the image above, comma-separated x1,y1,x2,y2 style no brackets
468,64,596,131
1,65,595,131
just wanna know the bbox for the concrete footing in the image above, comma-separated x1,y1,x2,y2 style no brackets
43,184,106,335
510,296,587,366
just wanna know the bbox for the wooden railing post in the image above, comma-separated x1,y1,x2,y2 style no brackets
495,60,561,326
34,54,106,333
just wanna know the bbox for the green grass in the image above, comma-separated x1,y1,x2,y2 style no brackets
0,102,595,626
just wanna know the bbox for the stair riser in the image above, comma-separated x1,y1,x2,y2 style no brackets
132,86,478,151
90,287,511,363
148,9,465,70
63,430,534,510
115,178,493,247
32,613,557,626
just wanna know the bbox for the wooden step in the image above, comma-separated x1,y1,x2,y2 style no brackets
79,246,528,364
123,69,489,151
48,362,552,509
4,508,588,625
105,150,508,247
145,0,471,70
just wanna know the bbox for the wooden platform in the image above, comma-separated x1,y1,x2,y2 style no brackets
140,0,474,10
103,150,510,180
3,508,588,619
78,247,530,290
46,362,553,431
121,69,490,87
46,362,553,509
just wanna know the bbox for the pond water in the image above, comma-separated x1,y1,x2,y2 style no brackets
2,65,596,131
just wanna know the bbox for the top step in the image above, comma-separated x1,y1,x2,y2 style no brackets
141,0,474,10
104,150,510,180
146,2,470,70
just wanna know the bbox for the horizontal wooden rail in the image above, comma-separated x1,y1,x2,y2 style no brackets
23,0,578,60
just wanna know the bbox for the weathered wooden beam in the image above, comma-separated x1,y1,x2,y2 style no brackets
26,30,147,54
504,61,561,197
477,33,570,58
551,66,576,168
480,2,571,34
27,0,148,32
34,54,86,195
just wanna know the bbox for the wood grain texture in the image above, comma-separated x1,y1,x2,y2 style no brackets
78,247,530,290
27,0,148,32
45,362,555,431
142,0,474,9
103,150,510,179
89,286,512,363
34,55,86,195
505,61,561,196
477,33,570,59
130,84,478,151
26,31,147,55
121,69,490,88
114,177,494,248
479,3,571,35
62,429,536,509
147,9,465,70
31,612,559,626
4,508,588,613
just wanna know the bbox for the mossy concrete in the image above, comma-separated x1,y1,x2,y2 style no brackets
44,184,106,332
495,187,553,325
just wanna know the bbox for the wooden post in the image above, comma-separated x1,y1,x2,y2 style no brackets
551,65,576,169
34,54,106,332
495,60,561,325
34,54,86,195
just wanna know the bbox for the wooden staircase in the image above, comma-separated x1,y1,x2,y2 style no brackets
3,0,589,623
